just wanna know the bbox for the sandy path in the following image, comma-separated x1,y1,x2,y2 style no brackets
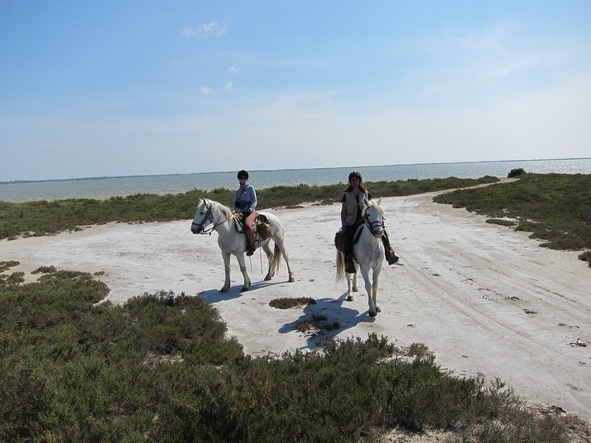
1,192,590,421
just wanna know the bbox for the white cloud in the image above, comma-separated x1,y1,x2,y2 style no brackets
225,81,233,91
182,21,228,39
228,65,240,73
450,23,515,52
200,86,216,95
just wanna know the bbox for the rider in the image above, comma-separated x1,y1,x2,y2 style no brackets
232,170,257,256
340,170,398,273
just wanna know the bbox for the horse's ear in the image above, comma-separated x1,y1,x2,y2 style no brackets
377,197,382,205
363,197,370,206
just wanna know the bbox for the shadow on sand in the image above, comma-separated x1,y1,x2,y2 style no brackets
278,292,375,349
196,279,290,304
196,281,374,351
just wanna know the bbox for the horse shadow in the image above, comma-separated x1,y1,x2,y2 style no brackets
278,292,376,349
196,279,290,304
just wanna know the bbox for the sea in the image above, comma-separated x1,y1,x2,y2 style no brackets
1,158,590,203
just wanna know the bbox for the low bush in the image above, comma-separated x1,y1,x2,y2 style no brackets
0,264,585,442
434,173,591,262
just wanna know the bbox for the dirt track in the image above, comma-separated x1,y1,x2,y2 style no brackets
2,191,590,421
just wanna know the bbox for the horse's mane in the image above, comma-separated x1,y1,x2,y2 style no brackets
203,198,233,220
362,199,384,217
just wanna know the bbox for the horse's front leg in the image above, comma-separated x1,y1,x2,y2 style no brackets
220,252,232,293
235,253,251,291
371,267,381,314
359,266,377,317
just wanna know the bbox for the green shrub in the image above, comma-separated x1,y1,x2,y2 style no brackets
0,269,583,441
434,174,591,262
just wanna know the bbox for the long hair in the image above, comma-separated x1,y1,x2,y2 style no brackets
345,171,368,193
345,182,368,193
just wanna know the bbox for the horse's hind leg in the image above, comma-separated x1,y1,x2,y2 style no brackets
346,273,354,301
273,236,295,283
262,242,274,281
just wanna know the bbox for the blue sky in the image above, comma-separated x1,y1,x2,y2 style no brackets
1,1,590,181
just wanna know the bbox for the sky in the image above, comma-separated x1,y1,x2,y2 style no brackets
1,1,590,182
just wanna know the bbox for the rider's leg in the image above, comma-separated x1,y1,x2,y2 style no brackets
244,212,257,255
344,225,356,273
382,230,399,265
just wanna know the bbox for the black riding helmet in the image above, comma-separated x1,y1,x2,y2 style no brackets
348,170,362,183
237,170,249,179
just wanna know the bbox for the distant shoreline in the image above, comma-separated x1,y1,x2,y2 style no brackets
2,158,590,203
1,157,589,185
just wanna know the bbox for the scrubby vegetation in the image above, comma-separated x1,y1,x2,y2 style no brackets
0,176,498,240
0,262,586,442
269,296,316,309
433,173,591,266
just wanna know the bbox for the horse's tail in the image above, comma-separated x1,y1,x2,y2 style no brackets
269,243,282,276
335,250,345,281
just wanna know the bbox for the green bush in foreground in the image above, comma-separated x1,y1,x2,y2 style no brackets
0,265,583,442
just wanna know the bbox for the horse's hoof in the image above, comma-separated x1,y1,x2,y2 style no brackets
376,306,381,313
347,295,354,301
288,277,295,283
220,287,229,293
369,310,377,317
241,286,250,291
264,275,272,281
353,287,359,292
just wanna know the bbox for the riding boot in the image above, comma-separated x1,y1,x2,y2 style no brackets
245,229,256,256
382,234,399,265
345,255,356,274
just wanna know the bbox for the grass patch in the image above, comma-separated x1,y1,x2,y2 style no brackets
579,250,591,267
433,173,591,263
295,313,341,334
0,267,587,441
269,297,316,309
0,260,19,272
486,218,518,227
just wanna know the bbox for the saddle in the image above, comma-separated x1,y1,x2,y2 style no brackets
235,213,273,241
334,225,364,254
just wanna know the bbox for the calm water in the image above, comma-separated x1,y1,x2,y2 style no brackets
1,158,590,203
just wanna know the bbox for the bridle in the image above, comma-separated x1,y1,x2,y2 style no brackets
364,206,385,238
192,202,228,235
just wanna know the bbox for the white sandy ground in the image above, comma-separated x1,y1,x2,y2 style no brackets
2,190,591,427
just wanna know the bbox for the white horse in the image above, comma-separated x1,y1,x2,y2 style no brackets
336,197,385,317
190,198,295,292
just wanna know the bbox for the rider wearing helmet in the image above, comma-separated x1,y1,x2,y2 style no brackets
232,170,258,255
340,170,398,273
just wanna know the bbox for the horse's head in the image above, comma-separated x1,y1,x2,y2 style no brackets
191,198,213,234
362,197,385,238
